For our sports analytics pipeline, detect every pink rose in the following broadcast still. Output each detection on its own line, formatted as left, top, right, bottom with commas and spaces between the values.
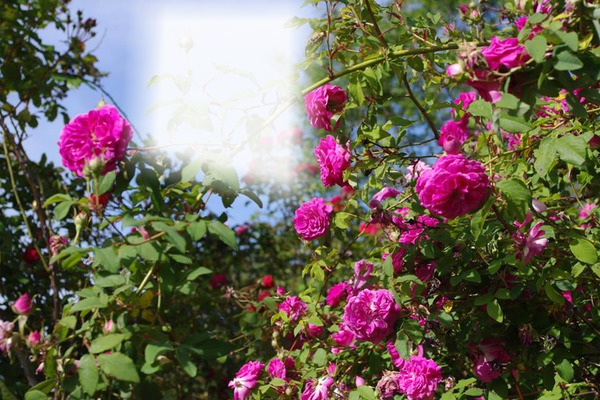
314, 135, 352, 187
27, 331, 42, 347
326, 282, 351, 307
305, 84, 348, 131
438, 120, 469, 154
267, 357, 295, 382
481, 37, 529, 71
13, 293, 32, 315
370, 187, 401, 209
58, 104, 133, 177
331, 325, 355, 348
228, 361, 264, 400
513, 221, 547, 264
397, 355, 443, 400
405, 161, 432, 181
470, 339, 511, 382
279, 296, 308, 321
293, 198, 333, 241
343, 288, 400, 343
451, 92, 478, 120
415, 154, 490, 219
446, 63, 463, 78
467, 69, 502, 103
301, 376, 334, 400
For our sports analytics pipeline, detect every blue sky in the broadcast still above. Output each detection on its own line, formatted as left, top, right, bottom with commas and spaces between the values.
28, 0, 314, 224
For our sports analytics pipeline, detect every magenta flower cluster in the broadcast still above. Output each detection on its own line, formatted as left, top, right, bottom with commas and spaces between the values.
58, 104, 133, 177
304, 84, 348, 131
342, 288, 400, 343
415, 154, 490, 219
314, 135, 352, 187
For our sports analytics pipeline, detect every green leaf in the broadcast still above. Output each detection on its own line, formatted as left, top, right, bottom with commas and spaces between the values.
556, 135, 587, 166
145, 343, 173, 364
94, 274, 126, 288
187, 221, 207, 241
187, 266, 212, 280
93, 246, 120, 273
486, 299, 503, 323
98, 171, 116, 195
348, 74, 365, 105
27, 380, 57, 395
556, 359, 574, 382
312, 348, 328, 367
534, 137, 557, 177
356, 385, 376, 400
334, 212, 353, 229
474, 293, 494, 306
90, 334, 126, 354
496, 179, 531, 221
239, 189, 263, 209
525, 35, 547, 63
554, 50, 583, 71
467, 99, 493, 120
569, 237, 598, 265
43, 193, 72, 207
136, 242, 160, 262
208, 221, 238, 250
24, 391, 47, 400
181, 160, 203, 183
152, 222, 187, 253
54, 201, 72, 221
70, 296, 108, 313
78, 354, 99, 396
499, 113, 533, 133
544, 282, 565, 305
97, 352, 140, 383
176, 346, 197, 377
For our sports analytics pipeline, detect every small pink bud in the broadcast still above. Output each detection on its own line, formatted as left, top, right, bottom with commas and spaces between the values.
532, 198, 546, 213
28, 331, 42, 346
446, 63, 463, 78
276, 286, 285, 296
104, 320, 116, 334
13, 293, 32, 315
355, 376, 366, 387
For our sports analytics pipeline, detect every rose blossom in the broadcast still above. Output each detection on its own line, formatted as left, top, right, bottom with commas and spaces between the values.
513, 221, 547, 264
0, 320, 15, 353
481, 37, 529, 71
369, 187, 401, 209
415, 154, 490, 219
326, 282, 351, 307
397, 354, 443, 400
343, 288, 400, 343
314, 135, 352, 187
301, 376, 334, 400
228, 361, 264, 400
279, 296, 308, 321
305, 84, 348, 131
405, 161, 431, 181
438, 120, 469, 154
13, 293, 32, 315
267, 357, 296, 384
293, 198, 333, 241
58, 104, 133, 177
470, 339, 510, 382
451, 92, 478, 120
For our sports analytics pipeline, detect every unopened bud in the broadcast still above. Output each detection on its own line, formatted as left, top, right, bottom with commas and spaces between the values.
82, 157, 106, 180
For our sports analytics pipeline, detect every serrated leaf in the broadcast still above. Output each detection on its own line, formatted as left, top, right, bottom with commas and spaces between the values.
499, 113, 533, 133
181, 160, 203, 183
176, 346, 197, 377
467, 99, 492, 119
525, 35, 547, 63
98, 171, 116, 195
70, 296, 107, 313
97, 352, 140, 383
569, 237, 598, 265
496, 179, 531, 221
187, 266, 212, 280
556, 359, 574, 382
556, 135, 586, 166
90, 334, 126, 354
78, 354, 99, 396
187, 221, 207, 241
54, 201, 72, 221
208, 221, 237, 250
534, 137, 557, 177
334, 212, 353, 229
93, 247, 120, 273
554, 50, 583, 71
94, 274, 126, 287
43, 193, 72, 207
